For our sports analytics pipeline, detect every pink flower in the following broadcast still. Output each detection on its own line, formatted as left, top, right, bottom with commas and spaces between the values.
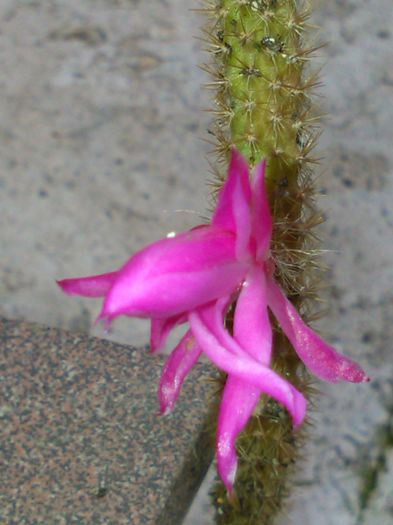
58, 149, 368, 493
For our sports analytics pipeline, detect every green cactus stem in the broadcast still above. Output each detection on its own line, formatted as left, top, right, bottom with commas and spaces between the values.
199, 0, 324, 523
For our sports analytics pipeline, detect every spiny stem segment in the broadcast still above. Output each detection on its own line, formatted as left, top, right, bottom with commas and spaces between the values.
202, 0, 321, 201
202, 1, 323, 523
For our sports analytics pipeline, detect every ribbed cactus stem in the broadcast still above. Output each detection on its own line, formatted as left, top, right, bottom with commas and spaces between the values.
201, 0, 323, 523
205, 0, 318, 166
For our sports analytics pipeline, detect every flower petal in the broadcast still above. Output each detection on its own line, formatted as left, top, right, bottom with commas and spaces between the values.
266, 277, 369, 383
212, 149, 252, 261
216, 376, 260, 494
189, 311, 307, 427
215, 267, 273, 492
100, 225, 247, 321
198, 295, 233, 337
198, 267, 272, 364
252, 159, 272, 260
234, 266, 272, 363
150, 314, 187, 353
57, 271, 118, 298
158, 330, 202, 415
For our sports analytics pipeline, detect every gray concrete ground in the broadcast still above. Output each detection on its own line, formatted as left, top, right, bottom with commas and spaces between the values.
1, 1, 392, 524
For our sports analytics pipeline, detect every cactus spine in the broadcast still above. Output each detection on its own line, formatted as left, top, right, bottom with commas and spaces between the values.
201, 0, 323, 522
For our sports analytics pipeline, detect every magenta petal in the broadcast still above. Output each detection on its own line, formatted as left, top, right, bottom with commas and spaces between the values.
266, 277, 369, 383
198, 295, 233, 338
234, 266, 272, 363
100, 225, 247, 320
217, 376, 260, 493
158, 330, 202, 415
150, 314, 186, 353
198, 273, 272, 364
57, 271, 118, 298
199, 296, 265, 362
216, 266, 273, 492
252, 159, 273, 260
212, 149, 253, 261
199, 299, 244, 358
189, 311, 307, 427
212, 149, 252, 230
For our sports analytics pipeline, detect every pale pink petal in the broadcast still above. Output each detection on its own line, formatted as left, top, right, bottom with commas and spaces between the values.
216, 376, 260, 493
158, 330, 202, 415
189, 311, 307, 427
100, 225, 247, 321
212, 149, 253, 261
266, 277, 369, 383
57, 271, 118, 298
150, 314, 186, 353
252, 159, 273, 260
234, 266, 272, 363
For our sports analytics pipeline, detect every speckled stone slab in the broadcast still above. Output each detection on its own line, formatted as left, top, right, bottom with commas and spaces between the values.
0, 318, 217, 524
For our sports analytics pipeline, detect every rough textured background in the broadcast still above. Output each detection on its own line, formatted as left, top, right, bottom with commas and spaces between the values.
0, 0, 210, 347
1, 318, 216, 525
1, 0, 392, 524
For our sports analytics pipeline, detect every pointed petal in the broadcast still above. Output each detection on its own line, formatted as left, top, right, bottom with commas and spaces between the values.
266, 277, 369, 383
57, 271, 118, 298
212, 149, 252, 261
215, 266, 273, 492
234, 266, 272, 363
252, 160, 273, 260
158, 330, 202, 415
212, 148, 252, 230
217, 376, 260, 493
189, 311, 307, 427
150, 314, 186, 353
100, 225, 247, 321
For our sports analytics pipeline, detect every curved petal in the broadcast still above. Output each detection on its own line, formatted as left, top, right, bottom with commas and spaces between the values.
198, 295, 233, 336
252, 159, 272, 260
57, 271, 118, 298
198, 267, 272, 363
150, 314, 187, 353
212, 149, 252, 261
100, 225, 247, 321
158, 330, 202, 415
199, 300, 243, 357
189, 311, 307, 427
199, 298, 256, 360
217, 376, 260, 494
216, 266, 273, 492
266, 277, 369, 383
234, 266, 272, 363
192, 298, 305, 491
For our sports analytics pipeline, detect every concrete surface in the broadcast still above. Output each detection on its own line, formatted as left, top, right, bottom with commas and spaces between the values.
1, 0, 392, 524
0, 0, 210, 347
